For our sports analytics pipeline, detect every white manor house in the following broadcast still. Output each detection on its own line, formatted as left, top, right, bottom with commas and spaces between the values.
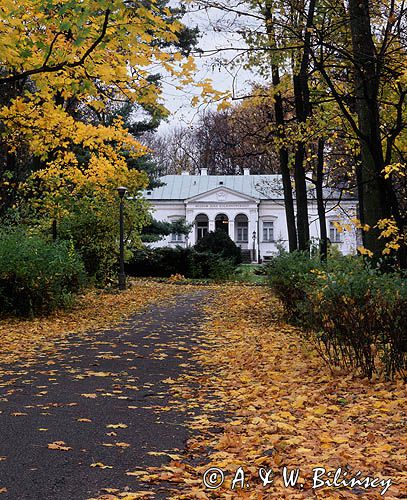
144, 168, 359, 262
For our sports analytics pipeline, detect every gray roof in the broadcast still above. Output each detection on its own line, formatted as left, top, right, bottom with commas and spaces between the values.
143, 174, 356, 201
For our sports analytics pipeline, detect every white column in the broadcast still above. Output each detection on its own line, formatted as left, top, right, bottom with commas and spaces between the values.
188, 224, 196, 246
185, 208, 195, 246
208, 218, 215, 232
228, 220, 235, 242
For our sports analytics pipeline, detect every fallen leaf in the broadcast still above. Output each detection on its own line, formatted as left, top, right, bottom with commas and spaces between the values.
47, 441, 72, 451
90, 462, 113, 469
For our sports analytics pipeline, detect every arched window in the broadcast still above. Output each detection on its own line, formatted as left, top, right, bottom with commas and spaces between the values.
215, 213, 229, 233
195, 213, 209, 241
235, 214, 248, 242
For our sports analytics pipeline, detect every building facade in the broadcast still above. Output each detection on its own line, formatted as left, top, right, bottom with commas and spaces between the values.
144, 169, 359, 262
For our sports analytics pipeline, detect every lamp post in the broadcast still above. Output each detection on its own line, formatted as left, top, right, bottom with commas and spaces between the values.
117, 186, 128, 290
252, 230, 256, 262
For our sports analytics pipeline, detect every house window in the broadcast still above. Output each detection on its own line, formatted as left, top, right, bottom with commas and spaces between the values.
263, 221, 274, 242
171, 233, 184, 242
235, 214, 248, 243
329, 221, 342, 243
236, 222, 248, 242
195, 213, 209, 241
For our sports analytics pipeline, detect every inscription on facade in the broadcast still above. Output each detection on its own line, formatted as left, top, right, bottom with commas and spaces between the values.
189, 203, 251, 209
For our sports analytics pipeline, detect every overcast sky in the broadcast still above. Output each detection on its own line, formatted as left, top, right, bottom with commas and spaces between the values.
157, 3, 262, 133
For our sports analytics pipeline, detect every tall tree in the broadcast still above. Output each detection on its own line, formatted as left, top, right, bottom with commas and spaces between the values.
0, 0, 197, 215
263, 1, 298, 251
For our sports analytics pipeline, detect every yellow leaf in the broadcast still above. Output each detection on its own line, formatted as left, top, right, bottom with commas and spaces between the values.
90, 462, 113, 469
106, 423, 128, 429
47, 441, 72, 451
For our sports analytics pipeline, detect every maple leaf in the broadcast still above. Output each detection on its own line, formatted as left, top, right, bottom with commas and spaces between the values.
47, 441, 72, 451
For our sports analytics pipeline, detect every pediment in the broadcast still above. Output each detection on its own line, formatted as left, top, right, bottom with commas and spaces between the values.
186, 186, 258, 204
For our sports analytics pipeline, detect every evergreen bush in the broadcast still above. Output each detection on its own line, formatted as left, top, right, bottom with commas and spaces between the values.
194, 229, 242, 264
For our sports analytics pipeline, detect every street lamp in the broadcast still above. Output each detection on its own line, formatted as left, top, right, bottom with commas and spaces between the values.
117, 186, 128, 290
252, 230, 256, 262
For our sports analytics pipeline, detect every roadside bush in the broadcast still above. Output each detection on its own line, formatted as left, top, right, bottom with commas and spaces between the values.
57, 196, 148, 286
126, 247, 190, 277
267, 251, 320, 320
268, 252, 406, 380
188, 251, 236, 281
0, 229, 86, 317
194, 230, 242, 264
126, 246, 237, 281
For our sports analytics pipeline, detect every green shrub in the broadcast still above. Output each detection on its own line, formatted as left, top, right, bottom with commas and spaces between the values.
52, 195, 149, 286
207, 257, 236, 282
188, 251, 235, 281
126, 246, 237, 281
267, 251, 320, 320
268, 252, 406, 380
194, 230, 242, 264
0, 228, 86, 317
126, 246, 190, 277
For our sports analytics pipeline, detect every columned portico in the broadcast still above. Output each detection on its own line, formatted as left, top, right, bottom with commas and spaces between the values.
182, 187, 261, 262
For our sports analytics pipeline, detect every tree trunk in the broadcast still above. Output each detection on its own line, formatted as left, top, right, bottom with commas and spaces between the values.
316, 139, 327, 261
265, 2, 298, 252
348, 0, 390, 258
280, 146, 298, 252
293, 134, 310, 250
291, 0, 317, 251
271, 66, 298, 252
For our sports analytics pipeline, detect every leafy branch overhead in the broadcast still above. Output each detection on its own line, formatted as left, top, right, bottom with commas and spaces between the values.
0, 0, 202, 280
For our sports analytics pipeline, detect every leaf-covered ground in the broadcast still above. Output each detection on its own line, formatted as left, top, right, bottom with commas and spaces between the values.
0, 283, 405, 499
0, 280, 191, 366
117, 285, 406, 499
0, 285, 210, 499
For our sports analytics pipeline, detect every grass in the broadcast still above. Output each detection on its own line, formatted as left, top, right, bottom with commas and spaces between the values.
233, 263, 268, 284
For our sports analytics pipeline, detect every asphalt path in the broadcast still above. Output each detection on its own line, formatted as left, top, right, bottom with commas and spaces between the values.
0, 290, 209, 500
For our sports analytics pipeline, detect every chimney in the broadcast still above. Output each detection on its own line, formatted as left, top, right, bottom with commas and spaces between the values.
181, 171, 190, 175
243, 168, 250, 176
201, 168, 208, 176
